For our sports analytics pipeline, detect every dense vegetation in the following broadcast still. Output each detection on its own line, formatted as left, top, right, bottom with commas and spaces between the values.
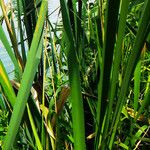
0, 0, 150, 149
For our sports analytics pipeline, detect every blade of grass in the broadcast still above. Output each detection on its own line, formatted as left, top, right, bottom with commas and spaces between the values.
0, 0, 24, 69
134, 60, 141, 111
16, 0, 27, 64
60, 0, 86, 149
96, 0, 121, 147
131, 125, 148, 146
0, 60, 16, 107
41, 21, 48, 150
0, 24, 22, 80
24, 122, 37, 150
100, 0, 130, 148
26, 104, 43, 150
3, 1, 48, 149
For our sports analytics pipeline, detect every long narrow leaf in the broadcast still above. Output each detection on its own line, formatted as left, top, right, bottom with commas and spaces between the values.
134, 60, 141, 111
0, 0, 24, 69
100, 0, 130, 148
60, 0, 86, 149
0, 25, 22, 80
27, 104, 43, 150
3, 1, 48, 149
0, 60, 16, 107
96, 0, 121, 147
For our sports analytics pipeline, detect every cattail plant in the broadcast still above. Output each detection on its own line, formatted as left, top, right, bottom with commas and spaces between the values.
0, 0, 150, 149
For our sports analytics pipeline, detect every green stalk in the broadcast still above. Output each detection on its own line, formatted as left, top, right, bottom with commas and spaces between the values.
0, 25, 22, 80
134, 60, 141, 111
60, 0, 86, 149
41, 23, 48, 150
0, 0, 24, 69
27, 104, 43, 150
3, 1, 48, 149
96, 0, 120, 147
109, 0, 150, 148
100, 0, 130, 149
16, 0, 27, 64
0, 60, 16, 107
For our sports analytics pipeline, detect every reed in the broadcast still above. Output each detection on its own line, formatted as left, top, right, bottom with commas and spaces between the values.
0, 0, 150, 149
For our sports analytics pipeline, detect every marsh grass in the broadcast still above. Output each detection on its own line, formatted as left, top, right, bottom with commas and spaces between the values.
0, 0, 150, 149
